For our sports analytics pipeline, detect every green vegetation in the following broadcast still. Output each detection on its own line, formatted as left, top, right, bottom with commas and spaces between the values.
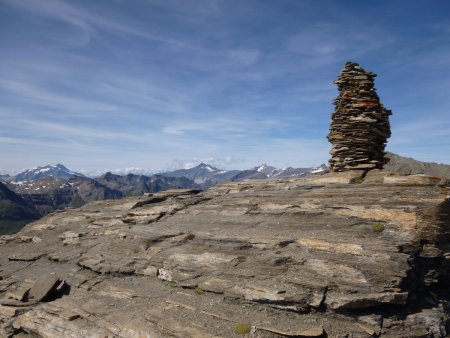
372, 223, 385, 233
195, 287, 205, 295
352, 177, 364, 184
185, 233, 195, 241
234, 323, 251, 335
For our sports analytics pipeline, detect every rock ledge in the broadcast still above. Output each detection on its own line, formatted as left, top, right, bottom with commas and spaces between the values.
0, 172, 449, 337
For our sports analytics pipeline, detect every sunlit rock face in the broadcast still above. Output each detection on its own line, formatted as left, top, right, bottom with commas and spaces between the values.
0, 172, 449, 337
328, 61, 392, 172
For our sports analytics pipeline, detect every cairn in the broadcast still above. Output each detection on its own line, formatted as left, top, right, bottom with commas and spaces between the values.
327, 62, 392, 172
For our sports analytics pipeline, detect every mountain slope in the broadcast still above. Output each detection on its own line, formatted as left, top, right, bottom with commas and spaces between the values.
385, 152, 450, 179
9, 177, 123, 216
0, 182, 39, 220
0, 174, 10, 181
0, 181, 40, 235
97, 172, 200, 197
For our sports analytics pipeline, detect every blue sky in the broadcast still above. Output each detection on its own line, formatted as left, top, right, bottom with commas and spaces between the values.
1, 0, 450, 174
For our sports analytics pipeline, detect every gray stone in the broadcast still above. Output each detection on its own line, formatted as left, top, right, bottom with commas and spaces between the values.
0, 176, 448, 337
28, 275, 60, 302
328, 61, 392, 172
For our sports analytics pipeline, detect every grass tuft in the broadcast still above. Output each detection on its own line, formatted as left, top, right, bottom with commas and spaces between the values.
185, 233, 195, 241
352, 177, 364, 184
372, 223, 385, 233
195, 287, 205, 295
234, 323, 251, 335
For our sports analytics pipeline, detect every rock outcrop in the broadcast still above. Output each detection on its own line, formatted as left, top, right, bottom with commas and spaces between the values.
0, 171, 449, 337
328, 62, 392, 172
385, 152, 450, 179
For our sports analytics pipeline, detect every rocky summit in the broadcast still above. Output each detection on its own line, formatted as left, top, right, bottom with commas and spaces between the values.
0, 170, 449, 337
328, 62, 392, 172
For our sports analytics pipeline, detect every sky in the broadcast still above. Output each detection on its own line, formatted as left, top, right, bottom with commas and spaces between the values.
1, 0, 450, 175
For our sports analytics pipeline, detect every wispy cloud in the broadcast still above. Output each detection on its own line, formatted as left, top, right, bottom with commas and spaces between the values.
1, 0, 449, 173
1, 0, 184, 47
287, 23, 393, 68
0, 79, 119, 116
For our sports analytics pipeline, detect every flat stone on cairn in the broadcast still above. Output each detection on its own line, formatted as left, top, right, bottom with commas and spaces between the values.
327, 61, 392, 171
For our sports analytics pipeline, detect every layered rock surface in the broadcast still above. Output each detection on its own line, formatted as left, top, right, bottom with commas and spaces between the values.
0, 171, 449, 337
328, 62, 392, 171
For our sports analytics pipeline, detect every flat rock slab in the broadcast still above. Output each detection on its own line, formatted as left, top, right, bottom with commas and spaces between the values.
28, 275, 61, 302
8, 253, 44, 262
0, 174, 448, 337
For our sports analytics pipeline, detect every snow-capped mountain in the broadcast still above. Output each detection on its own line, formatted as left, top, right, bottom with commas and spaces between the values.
13, 164, 86, 182
271, 163, 329, 178
161, 163, 241, 187
309, 164, 328, 174
162, 162, 328, 188
232, 163, 329, 181
254, 164, 279, 177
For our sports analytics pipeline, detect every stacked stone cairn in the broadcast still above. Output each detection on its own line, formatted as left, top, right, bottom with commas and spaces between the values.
327, 61, 392, 172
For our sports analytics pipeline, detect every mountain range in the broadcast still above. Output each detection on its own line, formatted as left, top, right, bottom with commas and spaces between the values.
160, 162, 328, 188
1, 152, 450, 235
0, 161, 328, 234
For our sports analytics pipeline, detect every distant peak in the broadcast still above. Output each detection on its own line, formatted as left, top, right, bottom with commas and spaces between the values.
13, 163, 85, 182
197, 163, 216, 171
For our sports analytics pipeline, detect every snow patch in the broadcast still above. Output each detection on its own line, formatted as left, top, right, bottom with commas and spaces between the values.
257, 164, 268, 172
215, 170, 228, 174
310, 167, 325, 174
11, 181, 27, 185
